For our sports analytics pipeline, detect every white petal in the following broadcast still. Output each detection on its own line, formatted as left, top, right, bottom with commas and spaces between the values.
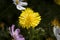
18, 2, 28, 6
53, 27, 57, 36
16, 5, 25, 10
12, 0, 24, 5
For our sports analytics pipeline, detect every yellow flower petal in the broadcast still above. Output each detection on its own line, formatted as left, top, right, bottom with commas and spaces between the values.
18, 8, 41, 29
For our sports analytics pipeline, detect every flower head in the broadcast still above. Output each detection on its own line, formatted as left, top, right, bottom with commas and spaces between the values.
9, 24, 25, 40
54, 0, 60, 5
19, 8, 41, 29
12, 0, 28, 10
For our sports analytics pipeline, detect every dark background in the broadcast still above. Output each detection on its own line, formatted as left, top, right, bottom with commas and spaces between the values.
0, 0, 60, 40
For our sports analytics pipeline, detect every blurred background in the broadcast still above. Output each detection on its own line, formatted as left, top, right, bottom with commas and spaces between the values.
0, 0, 60, 40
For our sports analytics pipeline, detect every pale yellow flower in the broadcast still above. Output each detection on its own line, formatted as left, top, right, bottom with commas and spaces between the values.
19, 8, 41, 29
54, 0, 60, 5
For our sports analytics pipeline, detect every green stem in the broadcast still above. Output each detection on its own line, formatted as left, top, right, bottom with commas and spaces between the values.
29, 28, 34, 40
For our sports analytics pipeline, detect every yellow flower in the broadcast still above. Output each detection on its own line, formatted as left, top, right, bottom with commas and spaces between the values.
46, 37, 53, 40
19, 8, 41, 29
54, 0, 60, 5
